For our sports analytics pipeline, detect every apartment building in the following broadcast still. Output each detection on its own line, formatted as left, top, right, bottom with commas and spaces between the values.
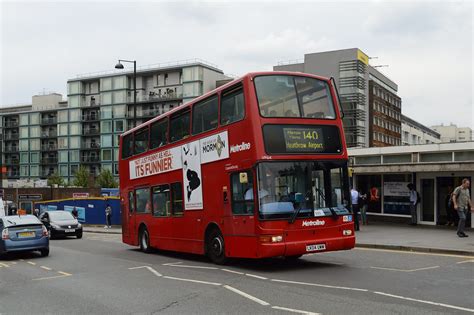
1, 59, 229, 187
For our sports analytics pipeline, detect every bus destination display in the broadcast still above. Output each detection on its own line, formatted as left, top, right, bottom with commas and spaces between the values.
283, 128, 324, 152
263, 125, 342, 154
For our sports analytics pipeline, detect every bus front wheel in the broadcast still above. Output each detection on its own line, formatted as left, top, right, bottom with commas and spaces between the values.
207, 229, 227, 265
139, 227, 152, 253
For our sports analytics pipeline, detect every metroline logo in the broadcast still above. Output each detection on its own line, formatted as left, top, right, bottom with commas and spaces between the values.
302, 220, 325, 227
230, 142, 251, 153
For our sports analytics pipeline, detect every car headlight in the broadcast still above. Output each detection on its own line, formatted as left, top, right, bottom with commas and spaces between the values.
77, 223, 82, 228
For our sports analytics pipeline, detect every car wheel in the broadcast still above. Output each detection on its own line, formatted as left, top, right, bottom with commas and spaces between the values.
40, 248, 50, 257
76, 232, 83, 239
139, 228, 151, 253
206, 229, 227, 265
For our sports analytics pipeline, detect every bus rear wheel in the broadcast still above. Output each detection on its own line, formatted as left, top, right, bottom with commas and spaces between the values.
207, 229, 227, 265
139, 227, 152, 253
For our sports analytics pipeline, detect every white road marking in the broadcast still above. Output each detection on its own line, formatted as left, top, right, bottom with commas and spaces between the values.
128, 266, 163, 277
245, 273, 268, 280
163, 276, 221, 286
0, 262, 10, 268
221, 268, 244, 275
271, 279, 368, 292
58, 271, 72, 276
374, 291, 474, 313
224, 285, 270, 306
355, 247, 474, 259
164, 264, 218, 270
162, 261, 183, 266
40, 266, 52, 271
457, 260, 474, 264
32, 274, 71, 281
27, 261, 36, 266
272, 306, 321, 315
370, 265, 440, 272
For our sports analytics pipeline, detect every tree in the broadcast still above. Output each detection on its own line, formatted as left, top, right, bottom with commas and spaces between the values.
96, 168, 118, 188
72, 166, 90, 188
47, 173, 65, 187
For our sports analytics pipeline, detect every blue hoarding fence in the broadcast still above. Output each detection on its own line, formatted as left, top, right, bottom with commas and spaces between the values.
34, 197, 121, 226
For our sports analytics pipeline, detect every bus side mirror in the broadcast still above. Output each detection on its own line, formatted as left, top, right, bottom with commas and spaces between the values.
239, 173, 248, 184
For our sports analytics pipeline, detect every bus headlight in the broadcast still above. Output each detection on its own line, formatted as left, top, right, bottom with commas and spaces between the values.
343, 230, 352, 236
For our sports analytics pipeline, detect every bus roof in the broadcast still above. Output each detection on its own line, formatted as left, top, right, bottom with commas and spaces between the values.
121, 71, 332, 137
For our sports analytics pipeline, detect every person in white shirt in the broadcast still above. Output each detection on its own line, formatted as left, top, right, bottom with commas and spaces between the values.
350, 187, 360, 231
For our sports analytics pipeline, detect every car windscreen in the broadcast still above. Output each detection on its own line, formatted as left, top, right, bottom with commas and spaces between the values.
48, 211, 74, 221
2, 215, 41, 227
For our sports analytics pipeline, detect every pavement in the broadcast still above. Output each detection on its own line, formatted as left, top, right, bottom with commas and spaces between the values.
83, 222, 474, 256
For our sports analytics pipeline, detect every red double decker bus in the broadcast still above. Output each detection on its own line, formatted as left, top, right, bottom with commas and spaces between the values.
119, 71, 355, 264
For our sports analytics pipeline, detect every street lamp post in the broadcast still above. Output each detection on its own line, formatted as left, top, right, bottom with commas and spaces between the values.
115, 59, 137, 127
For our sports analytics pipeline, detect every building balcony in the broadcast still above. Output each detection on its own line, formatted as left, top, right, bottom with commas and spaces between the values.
41, 131, 58, 138
4, 147, 19, 153
41, 144, 58, 151
6, 171, 20, 178
4, 134, 19, 140
81, 156, 100, 163
82, 129, 100, 136
40, 158, 58, 165
137, 92, 183, 103
4, 121, 19, 128
4, 158, 19, 165
81, 143, 101, 150
41, 118, 57, 125
82, 113, 100, 121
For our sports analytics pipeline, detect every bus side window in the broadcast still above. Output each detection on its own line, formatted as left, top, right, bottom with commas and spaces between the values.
171, 182, 183, 216
150, 119, 168, 149
134, 127, 149, 155
122, 133, 133, 158
170, 110, 190, 143
192, 95, 218, 134
230, 171, 254, 215
221, 85, 245, 126
152, 185, 170, 217
135, 187, 151, 214
128, 191, 135, 213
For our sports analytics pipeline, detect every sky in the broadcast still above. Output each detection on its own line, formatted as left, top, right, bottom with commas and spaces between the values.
1, 0, 473, 129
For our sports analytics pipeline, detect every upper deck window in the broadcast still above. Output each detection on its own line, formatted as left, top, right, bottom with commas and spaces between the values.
192, 95, 218, 135
255, 75, 336, 119
170, 110, 190, 143
134, 127, 149, 155
122, 133, 133, 159
150, 119, 168, 149
221, 85, 245, 125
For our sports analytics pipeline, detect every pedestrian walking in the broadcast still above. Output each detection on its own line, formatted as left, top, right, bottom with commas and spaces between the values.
351, 187, 360, 231
407, 183, 419, 225
34, 208, 40, 218
445, 186, 455, 226
452, 178, 474, 238
71, 206, 78, 219
105, 204, 112, 229
359, 191, 368, 225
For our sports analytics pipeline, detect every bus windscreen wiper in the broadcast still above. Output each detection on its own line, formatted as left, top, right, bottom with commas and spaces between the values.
289, 192, 305, 224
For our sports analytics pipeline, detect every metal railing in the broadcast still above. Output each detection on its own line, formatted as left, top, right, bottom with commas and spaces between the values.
41, 131, 58, 138
41, 118, 57, 125
82, 113, 100, 121
4, 121, 19, 128
4, 147, 19, 153
4, 134, 19, 140
40, 158, 58, 164
82, 129, 100, 135
81, 143, 101, 149
6, 172, 20, 177
41, 144, 57, 151
81, 156, 100, 163
4, 159, 19, 165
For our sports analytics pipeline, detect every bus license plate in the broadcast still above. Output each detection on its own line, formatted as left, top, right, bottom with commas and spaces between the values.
306, 244, 326, 252
65, 229, 75, 233
18, 231, 35, 238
